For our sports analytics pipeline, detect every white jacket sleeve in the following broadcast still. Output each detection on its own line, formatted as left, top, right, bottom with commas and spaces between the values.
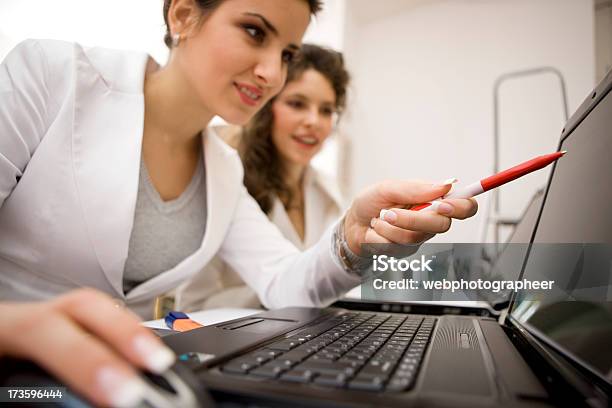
218, 185, 361, 309
0, 40, 59, 208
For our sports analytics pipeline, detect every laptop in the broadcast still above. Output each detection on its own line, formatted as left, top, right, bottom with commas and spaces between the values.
162, 69, 612, 407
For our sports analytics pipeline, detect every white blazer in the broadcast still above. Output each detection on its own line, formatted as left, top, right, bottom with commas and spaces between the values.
269, 167, 345, 250
175, 165, 346, 311
0, 40, 359, 318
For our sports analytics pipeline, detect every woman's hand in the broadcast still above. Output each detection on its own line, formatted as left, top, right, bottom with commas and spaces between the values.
0, 288, 175, 407
344, 180, 478, 254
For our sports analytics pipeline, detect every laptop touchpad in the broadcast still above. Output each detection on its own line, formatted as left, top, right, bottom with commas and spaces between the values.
217, 317, 296, 334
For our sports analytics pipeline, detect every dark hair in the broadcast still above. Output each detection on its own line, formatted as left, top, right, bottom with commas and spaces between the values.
240, 44, 350, 214
163, 0, 323, 48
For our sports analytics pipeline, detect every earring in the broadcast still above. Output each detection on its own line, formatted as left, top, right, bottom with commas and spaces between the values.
171, 33, 181, 47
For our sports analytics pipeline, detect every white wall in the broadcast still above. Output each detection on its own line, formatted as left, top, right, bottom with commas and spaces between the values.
595, 0, 612, 82
341, 0, 595, 242
304, 0, 346, 50
0, 0, 168, 62
0, 0, 346, 66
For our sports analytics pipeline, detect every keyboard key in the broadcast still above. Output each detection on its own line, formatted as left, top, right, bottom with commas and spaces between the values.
344, 352, 368, 361
323, 346, 344, 354
395, 369, 416, 380
295, 344, 321, 354
359, 361, 395, 379
250, 349, 283, 361
281, 369, 317, 383
313, 373, 350, 387
386, 377, 413, 392
287, 335, 309, 344
310, 355, 336, 363
280, 350, 312, 363
249, 353, 273, 364
276, 358, 299, 369
221, 360, 254, 374
298, 360, 356, 376
249, 363, 287, 378
402, 357, 419, 365
266, 340, 300, 351
338, 357, 366, 368
398, 362, 417, 372
348, 375, 385, 391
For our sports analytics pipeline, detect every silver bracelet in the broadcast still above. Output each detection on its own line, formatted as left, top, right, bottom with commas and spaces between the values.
333, 217, 372, 277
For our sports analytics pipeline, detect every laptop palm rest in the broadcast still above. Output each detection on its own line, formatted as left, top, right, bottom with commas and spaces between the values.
217, 318, 297, 334
162, 308, 330, 359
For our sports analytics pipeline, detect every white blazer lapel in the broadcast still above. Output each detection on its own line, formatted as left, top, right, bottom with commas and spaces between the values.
71, 44, 148, 297
199, 130, 243, 260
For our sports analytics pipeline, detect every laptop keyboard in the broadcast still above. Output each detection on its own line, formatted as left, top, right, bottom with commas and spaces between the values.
219, 313, 436, 392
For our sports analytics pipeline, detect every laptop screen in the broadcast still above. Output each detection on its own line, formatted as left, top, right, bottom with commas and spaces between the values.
484, 190, 544, 305
510, 83, 612, 382
503, 190, 544, 244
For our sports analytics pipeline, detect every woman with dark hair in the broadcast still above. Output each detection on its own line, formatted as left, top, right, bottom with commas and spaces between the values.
0, 0, 476, 405
177, 44, 351, 310
240, 43, 349, 218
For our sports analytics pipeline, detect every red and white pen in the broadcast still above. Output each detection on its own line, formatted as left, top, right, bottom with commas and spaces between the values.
383, 151, 566, 216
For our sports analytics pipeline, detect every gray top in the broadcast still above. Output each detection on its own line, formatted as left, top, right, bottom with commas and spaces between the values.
123, 154, 207, 293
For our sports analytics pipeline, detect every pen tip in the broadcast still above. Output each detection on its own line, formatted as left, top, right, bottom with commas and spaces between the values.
560, 150, 567, 155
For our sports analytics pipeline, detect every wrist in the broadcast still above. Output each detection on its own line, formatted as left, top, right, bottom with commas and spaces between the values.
334, 215, 371, 276
343, 208, 362, 255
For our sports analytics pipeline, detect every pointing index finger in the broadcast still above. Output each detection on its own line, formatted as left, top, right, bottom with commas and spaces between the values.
379, 178, 458, 218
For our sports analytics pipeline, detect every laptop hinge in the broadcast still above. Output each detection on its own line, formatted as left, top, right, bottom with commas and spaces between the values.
504, 317, 610, 408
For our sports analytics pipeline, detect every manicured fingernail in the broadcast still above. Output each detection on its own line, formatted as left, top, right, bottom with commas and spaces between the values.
370, 218, 377, 228
434, 178, 458, 187
133, 335, 175, 374
380, 209, 397, 224
437, 202, 453, 215
97, 367, 145, 408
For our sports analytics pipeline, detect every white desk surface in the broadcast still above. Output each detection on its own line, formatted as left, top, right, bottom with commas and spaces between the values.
143, 308, 263, 330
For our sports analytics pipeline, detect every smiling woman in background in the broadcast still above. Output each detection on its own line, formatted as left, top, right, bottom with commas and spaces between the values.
0, 0, 476, 405
177, 44, 349, 311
